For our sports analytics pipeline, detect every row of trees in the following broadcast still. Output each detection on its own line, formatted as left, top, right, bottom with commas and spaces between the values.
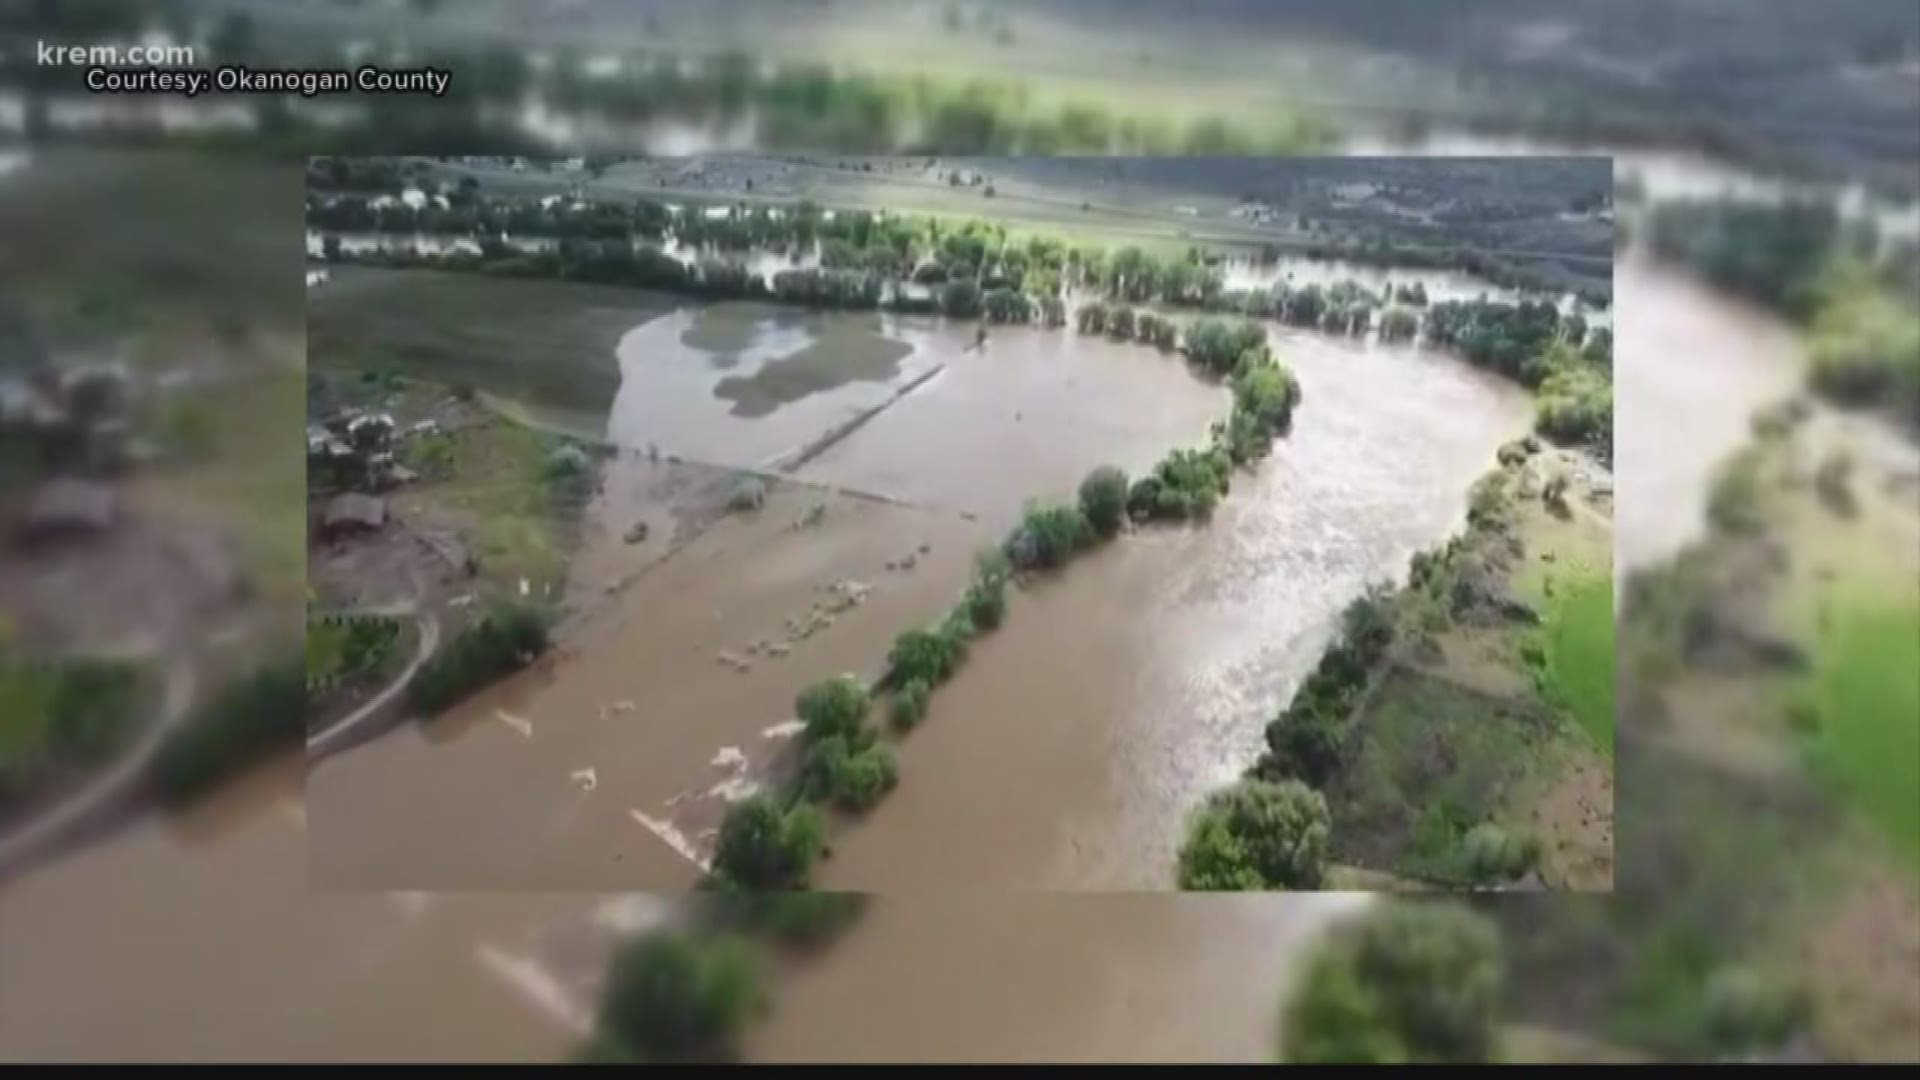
537, 54, 1334, 156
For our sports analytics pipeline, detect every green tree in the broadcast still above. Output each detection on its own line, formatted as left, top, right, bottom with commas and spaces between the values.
711, 796, 825, 890
1177, 778, 1330, 890
888, 628, 959, 687
591, 931, 763, 1063
1077, 465, 1130, 538
795, 675, 870, 744
1282, 903, 1504, 1064
890, 678, 931, 731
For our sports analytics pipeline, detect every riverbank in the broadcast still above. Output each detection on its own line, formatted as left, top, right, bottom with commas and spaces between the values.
1180, 438, 1615, 892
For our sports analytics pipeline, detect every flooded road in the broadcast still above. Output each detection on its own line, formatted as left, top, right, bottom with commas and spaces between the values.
819, 328, 1533, 889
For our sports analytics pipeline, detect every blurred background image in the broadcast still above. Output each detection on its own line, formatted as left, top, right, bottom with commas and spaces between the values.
0, 0, 1915, 1063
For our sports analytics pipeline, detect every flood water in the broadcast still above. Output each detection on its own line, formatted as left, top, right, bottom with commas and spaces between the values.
305, 310, 1229, 889
817, 328, 1532, 890
750, 892, 1373, 1062
0, 756, 595, 1062
1612, 252, 1804, 574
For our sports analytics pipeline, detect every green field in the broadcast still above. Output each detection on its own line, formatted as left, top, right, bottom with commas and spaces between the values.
390, 416, 598, 600
1529, 572, 1617, 758
0, 661, 144, 807
1328, 665, 1559, 882
1794, 600, 1920, 875
308, 267, 682, 430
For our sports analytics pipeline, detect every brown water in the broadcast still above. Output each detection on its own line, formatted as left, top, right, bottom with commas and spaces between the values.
306, 315, 1225, 890
1612, 253, 1804, 573
8, 245, 1848, 1066
306, 482, 985, 889
603, 303, 941, 470
794, 322, 1230, 526
819, 328, 1533, 890
750, 892, 1373, 1062
0, 756, 598, 1062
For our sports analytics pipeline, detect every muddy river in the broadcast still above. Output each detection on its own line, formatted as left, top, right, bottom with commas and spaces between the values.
816, 326, 1531, 890
303, 295, 1534, 891
8, 230, 1843, 1060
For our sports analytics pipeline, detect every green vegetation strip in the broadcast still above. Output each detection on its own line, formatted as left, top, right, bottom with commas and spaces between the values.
1528, 572, 1616, 757
1792, 600, 1920, 875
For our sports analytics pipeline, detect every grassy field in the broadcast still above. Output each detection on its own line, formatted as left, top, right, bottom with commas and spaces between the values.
1328, 664, 1561, 882
0, 660, 144, 810
1530, 572, 1616, 758
308, 267, 682, 431
135, 363, 309, 610
389, 414, 598, 600
1793, 599, 1920, 876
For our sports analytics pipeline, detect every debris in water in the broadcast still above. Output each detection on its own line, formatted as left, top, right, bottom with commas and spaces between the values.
449, 593, 476, 608
711, 746, 748, 771
495, 709, 533, 738
600, 699, 636, 720
766, 642, 792, 658
715, 650, 752, 673
761, 719, 805, 739
918, 542, 931, 554
707, 775, 762, 802
570, 767, 597, 793
624, 521, 650, 544
629, 809, 710, 871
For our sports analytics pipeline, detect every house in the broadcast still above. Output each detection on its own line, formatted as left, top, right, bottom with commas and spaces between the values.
18, 477, 118, 543
319, 492, 387, 540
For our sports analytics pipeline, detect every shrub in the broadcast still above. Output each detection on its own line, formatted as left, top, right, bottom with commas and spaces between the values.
887, 628, 958, 688
940, 278, 983, 319
1005, 502, 1090, 570
149, 659, 307, 806
962, 574, 1007, 631
795, 676, 870, 744
711, 796, 825, 890
801, 737, 897, 810
591, 931, 763, 1063
1262, 701, 1348, 787
706, 891, 868, 952
1176, 778, 1330, 890
890, 678, 931, 731
1701, 966, 1807, 1054
834, 743, 899, 810
1459, 823, 1541, 884
1077, 465, 1130, 538
406, 604, 552, 716
1282, 902, 1503, 1063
